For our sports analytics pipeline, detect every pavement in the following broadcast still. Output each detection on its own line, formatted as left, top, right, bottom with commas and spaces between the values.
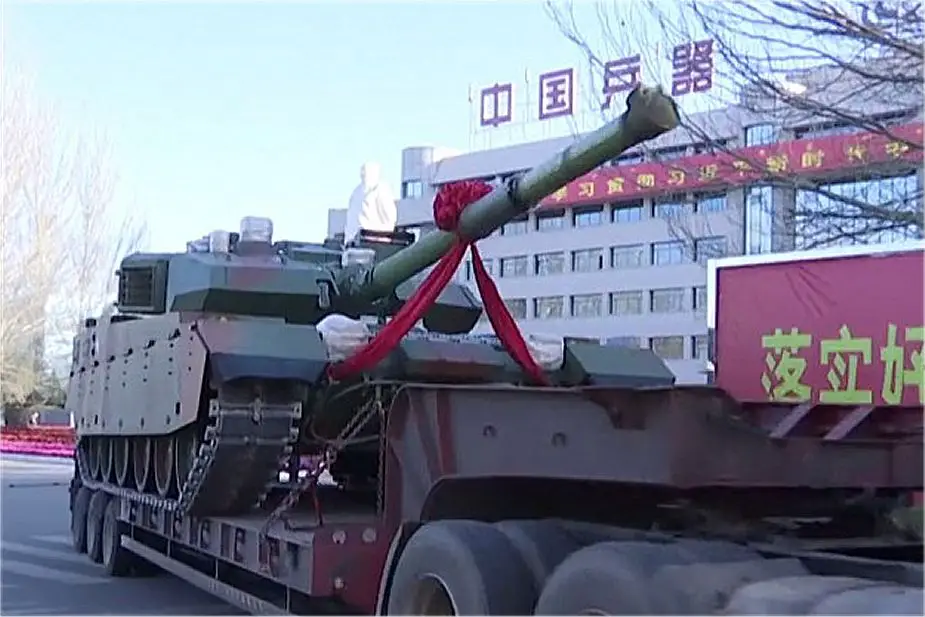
0, 454, 243, 615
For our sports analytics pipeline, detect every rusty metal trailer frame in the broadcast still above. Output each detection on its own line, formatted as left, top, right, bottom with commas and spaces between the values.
88, 382, 924, 614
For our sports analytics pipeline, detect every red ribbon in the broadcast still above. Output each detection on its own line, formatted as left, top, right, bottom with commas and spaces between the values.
327, 180, 550, 385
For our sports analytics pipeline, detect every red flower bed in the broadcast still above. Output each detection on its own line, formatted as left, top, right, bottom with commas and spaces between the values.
0, 426, 76, 458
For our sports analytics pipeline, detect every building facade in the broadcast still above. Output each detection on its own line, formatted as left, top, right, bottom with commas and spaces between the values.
328, 76, 923, 384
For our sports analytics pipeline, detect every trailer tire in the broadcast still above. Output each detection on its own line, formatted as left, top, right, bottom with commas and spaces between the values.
101, 498, 133, 577
386, 519, 536, 615
534, 540, 702, 615
70, 486, 92, 554
86, 491, 110, 564
494, 520, 581, 596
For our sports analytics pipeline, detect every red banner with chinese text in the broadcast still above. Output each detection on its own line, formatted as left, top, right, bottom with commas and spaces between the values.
714, 248, 925, 406
540, 123, 924, 208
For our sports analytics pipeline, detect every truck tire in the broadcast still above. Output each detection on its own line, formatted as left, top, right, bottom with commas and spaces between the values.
101, 498, 133, 577
534, 540, 707, 614
70, 486, 92, 554
86, 491, 110, 564
386, 519, 536, 615
494, 520, 580, 597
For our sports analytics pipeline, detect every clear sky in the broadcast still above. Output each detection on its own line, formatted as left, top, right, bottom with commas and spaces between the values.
4, 0, 707, 251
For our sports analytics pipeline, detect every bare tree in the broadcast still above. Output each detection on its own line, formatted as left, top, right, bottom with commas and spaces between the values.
545, 0, 924, 252
1, 66, 147, 412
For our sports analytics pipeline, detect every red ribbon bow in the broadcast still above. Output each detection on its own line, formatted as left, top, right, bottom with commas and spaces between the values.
327, 180, 550, 385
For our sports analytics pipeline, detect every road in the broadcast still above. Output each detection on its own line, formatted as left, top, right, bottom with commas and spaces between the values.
1, 454, 243, 615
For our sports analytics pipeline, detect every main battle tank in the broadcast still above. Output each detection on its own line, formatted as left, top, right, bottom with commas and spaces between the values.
66, 86, 681, 517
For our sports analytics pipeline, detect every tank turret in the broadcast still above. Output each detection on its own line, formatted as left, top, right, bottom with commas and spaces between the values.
67, 84, 680, 519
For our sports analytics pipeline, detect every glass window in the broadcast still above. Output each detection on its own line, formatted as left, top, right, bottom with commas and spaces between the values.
572, 248, 605, 272
573, 206, 604, 227
502, 216, 528, 236
401, 180, 425, 199
694, 236, 728, 264
505, 298, 528, 319
610, 152, 645, 166
499, 255, 528, 278
653, 145, 687, 161
536, 210, 565, 232
693, 286, 707, 312
612, 201, 644, 223
483, 258, 494, 276
691, 335, 709, 360
610, 291, 644, 315
534, 251, 566, 276
650, 336, 685, 360
794, 173, 922, 249
746, 185, 774, 254
695, 192, 727, 213
605, 336, 641, 348
534, 296, 564, 319
744, 123, 780, 147
650, 288, 686, 314
571, 293, 603, 317
653, 197, 690, 219
611, 244, 646, 269
651, 241, 687, 266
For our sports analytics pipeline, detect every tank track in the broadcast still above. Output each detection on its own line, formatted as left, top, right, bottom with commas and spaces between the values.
76, 385, 302, 518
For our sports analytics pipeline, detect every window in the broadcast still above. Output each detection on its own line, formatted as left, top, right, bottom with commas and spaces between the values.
691, 335, 709, 360
653, 197, 689, 219
401, 180, 425, 199
745, 185, 774, 254
612, 201, 644, 223
651, 241, 687, 266
695, 192, 727, 213
464, 258, 494, 280
536, 210, 565, 232
534, 251, 566, 276
744, 123, 780, 147
571, 294, 603, 318
534, 296, 564, 319
610, 291, 644, 315
505, 298, 528, 319
693, 140, 730, 155
693, 286, 707, 312
653, 145, 687, 161
610, 152, 644, 166
694, 236, 728, 264
650, 336, 685, 360
650, 288, 686, 314
611, 244, 646, 269
605, 336, 641, 348
572, 248, 605, 272
573, 206, 604, 227
499, 255, 528, 278
502, 216, 528, 236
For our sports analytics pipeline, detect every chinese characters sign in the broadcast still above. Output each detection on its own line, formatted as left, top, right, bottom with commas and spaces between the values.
715, 248, 925, 406
539, 122, 924, 208
477, 40, 715, 128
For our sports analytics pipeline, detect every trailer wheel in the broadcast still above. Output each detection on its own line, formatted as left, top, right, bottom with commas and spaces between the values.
101, 498, 133, 577
86, 491, 110, 564
494, 520, 580, 597
386, 520, 536, 615
534, 540, 701, 615
70, 486, 92, 554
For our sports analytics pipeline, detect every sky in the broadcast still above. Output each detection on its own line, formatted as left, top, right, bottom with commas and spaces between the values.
3, 0, 707, 252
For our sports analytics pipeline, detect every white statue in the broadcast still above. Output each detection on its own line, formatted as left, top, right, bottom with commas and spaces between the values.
344, 162, 397, 244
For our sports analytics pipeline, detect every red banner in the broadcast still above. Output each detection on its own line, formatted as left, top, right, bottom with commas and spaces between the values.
714, 248, 925, 406
540, 122, 923, 208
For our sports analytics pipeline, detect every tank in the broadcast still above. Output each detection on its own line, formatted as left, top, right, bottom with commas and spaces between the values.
66, 85, 682, 517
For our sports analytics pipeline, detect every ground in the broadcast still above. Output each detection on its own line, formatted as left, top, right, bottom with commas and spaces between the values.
0, 453, 243, 616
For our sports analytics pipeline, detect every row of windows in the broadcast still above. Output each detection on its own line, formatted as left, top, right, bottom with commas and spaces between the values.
496, 192, 728, 236
587, 334, 709, 361
496, 286, 708, 321
464, 237, 728, 280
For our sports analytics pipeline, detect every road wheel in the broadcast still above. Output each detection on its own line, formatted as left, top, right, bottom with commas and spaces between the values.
534, 541, 699, 615
494, 520, 580, 598
70, 486, 92, 554
101, 498, 133, 577
386, 519, 536, 615
86, 491, 110, 564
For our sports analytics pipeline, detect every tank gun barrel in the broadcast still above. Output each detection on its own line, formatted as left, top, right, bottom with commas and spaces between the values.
354, 85, 680, 302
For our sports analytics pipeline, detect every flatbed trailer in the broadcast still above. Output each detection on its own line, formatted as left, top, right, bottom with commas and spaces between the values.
69, 381, 924, 615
